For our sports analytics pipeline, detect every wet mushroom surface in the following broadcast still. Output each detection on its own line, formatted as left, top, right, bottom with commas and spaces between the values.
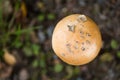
52, 14, 102, 65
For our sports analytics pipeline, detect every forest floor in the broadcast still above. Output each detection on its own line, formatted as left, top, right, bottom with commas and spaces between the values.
0, 0, 120, 80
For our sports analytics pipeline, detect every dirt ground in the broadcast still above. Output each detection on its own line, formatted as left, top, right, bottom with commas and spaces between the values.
0, 0, 120, 80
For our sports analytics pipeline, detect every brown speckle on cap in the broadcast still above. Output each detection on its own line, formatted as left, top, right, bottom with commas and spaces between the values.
81, 47, 85, 51
77, 15, 87, 22
86, 32, 91, 37
67, 24, 75, 32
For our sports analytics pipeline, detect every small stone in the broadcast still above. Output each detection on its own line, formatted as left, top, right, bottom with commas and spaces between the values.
78, 0, 86, 7
38, 29, 46, 43
19, 69, 29, 80
46, 25, 54, 38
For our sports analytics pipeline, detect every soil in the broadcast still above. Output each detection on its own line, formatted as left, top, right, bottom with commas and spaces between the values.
0, 0, 120, 80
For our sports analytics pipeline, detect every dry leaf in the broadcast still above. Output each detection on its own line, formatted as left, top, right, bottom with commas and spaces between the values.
21, 2, 27, 17
3, 49, 16, 65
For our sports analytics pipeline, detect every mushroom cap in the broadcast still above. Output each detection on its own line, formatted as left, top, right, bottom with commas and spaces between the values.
52, 14, 102, 65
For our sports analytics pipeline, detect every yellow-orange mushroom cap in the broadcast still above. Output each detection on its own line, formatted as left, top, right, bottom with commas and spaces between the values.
52, 14, 102, 65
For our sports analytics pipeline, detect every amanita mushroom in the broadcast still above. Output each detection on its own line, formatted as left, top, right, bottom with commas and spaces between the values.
52, 14, 102, 65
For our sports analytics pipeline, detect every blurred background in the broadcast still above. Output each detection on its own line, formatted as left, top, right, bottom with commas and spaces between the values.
0, 0, 120, 80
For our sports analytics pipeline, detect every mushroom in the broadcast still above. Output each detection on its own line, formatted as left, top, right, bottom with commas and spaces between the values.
52, 14, 102, 65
